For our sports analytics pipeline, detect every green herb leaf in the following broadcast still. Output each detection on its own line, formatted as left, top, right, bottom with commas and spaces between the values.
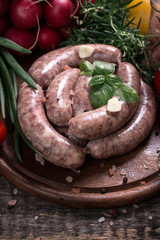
88, 75, 105, 86
113, 83, 140, 103
80, 60, 94, 76
93, 61, 115, 76
105, 74, 123, 86
90, 83, 114, 108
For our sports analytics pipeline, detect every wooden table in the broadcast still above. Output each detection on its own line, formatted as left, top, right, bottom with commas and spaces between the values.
0, 174, 160, 240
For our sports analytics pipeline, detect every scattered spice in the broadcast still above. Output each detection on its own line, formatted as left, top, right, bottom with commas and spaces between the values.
109, 208, 119, 218
8, 199, 17, 209
66, 176, 73, 183
100, 162, 105, 168
123, 177, 128, 184
143, 164, 148, 169
64, 65, 72, 70
122, 209, 127, 214
101, 188, 107, 194
140, 181, 146, 185
108, 168, 115, 177
120, 169, 126, 176
109, 221, 114, 226
155, 129, 159, 136
102, 212, 112, 218
98, 217, 105, 223
112, 165, 117, 171
133, 204, 139, 209
71, 187, 81, 193
42, 97, 46, 103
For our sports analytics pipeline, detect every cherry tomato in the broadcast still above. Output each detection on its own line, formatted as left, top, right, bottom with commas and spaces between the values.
154, 69, 160, 96
0, 121, 6, 145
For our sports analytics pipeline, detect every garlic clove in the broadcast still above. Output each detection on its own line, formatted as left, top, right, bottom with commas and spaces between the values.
107, 97, 121, 112
79, 45, 95, 58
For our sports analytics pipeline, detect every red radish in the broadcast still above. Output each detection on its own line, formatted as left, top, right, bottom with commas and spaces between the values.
0, 0, 10, 16
0, 15, 9, 35
10, 0, 42, 29
37, 25, 62, 51
5, 26, 36, 55
0, 121, 6, 145
44, 0, 79, 28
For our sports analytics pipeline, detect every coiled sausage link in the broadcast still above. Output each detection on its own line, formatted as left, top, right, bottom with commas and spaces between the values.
28, 44, 122, 89
72, 75, 94, 116
17, 83, 86, 169
68, 62, 141, 140
87, 81, 157, 159
46, 68, 81, 126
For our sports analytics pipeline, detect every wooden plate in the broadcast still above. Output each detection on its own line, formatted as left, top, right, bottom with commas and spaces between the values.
0, 53, 160, 208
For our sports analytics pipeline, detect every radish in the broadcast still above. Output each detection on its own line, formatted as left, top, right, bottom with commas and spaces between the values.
0, 0, 10, 16
10, 0, 43, 29
0, 15, 9, 35
44, 0, 79, 28
5, 26, 36, 56
37, 25, 62, 51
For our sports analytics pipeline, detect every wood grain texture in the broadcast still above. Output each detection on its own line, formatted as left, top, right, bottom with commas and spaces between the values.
0, 175, 160, 240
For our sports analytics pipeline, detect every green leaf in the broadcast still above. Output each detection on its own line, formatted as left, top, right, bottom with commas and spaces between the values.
93, 61, 115, 76
105, 74, 123, 86
88, 75, 105, 86
113, 83, 140, 103
80, 60, 94, 76
90, 83, 114, 108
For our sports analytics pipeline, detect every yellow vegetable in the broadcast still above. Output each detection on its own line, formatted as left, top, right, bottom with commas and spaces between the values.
127, 0, 151, 34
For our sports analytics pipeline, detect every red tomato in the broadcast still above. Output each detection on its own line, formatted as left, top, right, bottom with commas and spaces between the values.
154, 69, 160, 96
0, 121, 6, 145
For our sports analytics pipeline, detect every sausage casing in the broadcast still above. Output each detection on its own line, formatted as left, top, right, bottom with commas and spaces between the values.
17, 83, 86, 169
87, 81, 157, 159
46, 68, 81, 126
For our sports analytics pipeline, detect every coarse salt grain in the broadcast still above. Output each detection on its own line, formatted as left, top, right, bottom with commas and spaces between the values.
66, 176, 73, 183
112, 165, 117, 171
98, 217, 105, 223
133, 204, 139, 209
122, 209, 127, 214
13, 188, 18, 195
34, 216, 39, 221
110, 221, 114, 226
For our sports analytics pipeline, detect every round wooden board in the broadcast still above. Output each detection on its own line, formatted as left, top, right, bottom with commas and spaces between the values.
0, 113, 160, 209
0, 53, 160, 208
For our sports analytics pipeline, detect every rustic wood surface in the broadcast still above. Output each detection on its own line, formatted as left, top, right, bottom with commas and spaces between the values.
0, 174, 160, 240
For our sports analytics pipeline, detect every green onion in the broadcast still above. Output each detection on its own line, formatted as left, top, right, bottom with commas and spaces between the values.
0, 46, 38, 90
0, 37, 32, 54
0, 77, 5, 119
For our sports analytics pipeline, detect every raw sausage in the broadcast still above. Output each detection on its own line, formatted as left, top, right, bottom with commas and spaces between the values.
45, 68, 81, 126
17, 83, 86, 169
28, 44, 122, 89
68, 62, 141, 140
72, 75, 94, 116
87, 81, 157, 159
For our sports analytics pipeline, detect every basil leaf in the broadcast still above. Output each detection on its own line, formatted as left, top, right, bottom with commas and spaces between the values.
113, 83, 140, 103
90, 83, 114, 108
105, 74, 123, 86
88, 75, 105, 86
80, 61, 94, 76
93, 61, 115, 76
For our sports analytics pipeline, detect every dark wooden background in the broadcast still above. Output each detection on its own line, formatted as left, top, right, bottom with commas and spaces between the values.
0, 174, 160, 240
